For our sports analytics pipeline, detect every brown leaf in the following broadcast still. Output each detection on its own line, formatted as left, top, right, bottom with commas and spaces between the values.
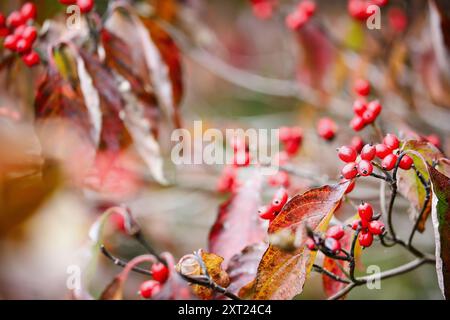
252, 182, 348, 300
208, 170, 265, 266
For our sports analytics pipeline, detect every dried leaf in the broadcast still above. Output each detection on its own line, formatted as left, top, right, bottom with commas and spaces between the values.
252, 182, 348, 300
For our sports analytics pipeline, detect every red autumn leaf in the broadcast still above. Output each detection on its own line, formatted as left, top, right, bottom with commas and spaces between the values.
208, 170, 266, 267
252, 182, 348, 300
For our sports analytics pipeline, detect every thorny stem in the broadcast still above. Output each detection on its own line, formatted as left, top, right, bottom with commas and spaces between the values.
100, 245, 241, 300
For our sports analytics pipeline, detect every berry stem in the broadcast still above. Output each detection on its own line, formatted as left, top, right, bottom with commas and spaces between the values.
312, 264, 350, 284
100, 244, 153, 276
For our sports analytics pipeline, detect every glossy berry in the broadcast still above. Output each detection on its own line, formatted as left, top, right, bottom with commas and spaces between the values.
278, 127, 292, 143
354, 79, 370, 96
383, 134, 400, 150
358, 202, 373, 221
77, 0, 95, 14
324, 237, 341, 253
341, 162, 358, 179
337, 145, 357, 163
22, 26, 37, 43
353, 99, 367, 116
110, 212, 125, 232
21, 48, 41, 68
360, 144, 376, 161
326, 225, 345, 240
317, 117, 337, 140
258, 205, 276, 220
367, 100, 382, 117
362, 109, 376, 124
21, 2, 37, 21
358, 231, 373, 247
399, 155, 413, 170
0, 27, 9, 37
350, 116, 365, 131
6, 11, 24, 28
351, 136, 364, 153
382, 153, 398, 171
305, 237, 316, 250
368, 220, 385, 235
351, 220, 360, 230
15, 38, 32, 53
285, 10, 308, 30
373, 0, 389, 6
0, 13, 5, 26
348, 0, 370, 21
357, 160, 373, 176
4, 35, 18, 51
139, 280, 161, 299
59, 0, 77, 4
284, 140, 300, 155
375, 143, 391, 159
151, 263, 169, 283
271, 188, 288, 211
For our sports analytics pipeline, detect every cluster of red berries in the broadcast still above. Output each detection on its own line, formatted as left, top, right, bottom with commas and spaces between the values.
278, 126, 303, 157
317, 117, 338, 141
351, 202, 385, 247
258, 187, 288, 221
58, 0, 95, 14
350, 80, 383, 132
250, 0, 277, 20
0, 2, 40, 67
285, 0, 316, 31
139, 262, 169, 299
338, 143, 376, 179
305, 224, 345, 254
348, 0, 389, 21
377, 133, 413, 171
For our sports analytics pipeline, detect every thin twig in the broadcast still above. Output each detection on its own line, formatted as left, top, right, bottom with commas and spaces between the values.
313, 264, 350, 284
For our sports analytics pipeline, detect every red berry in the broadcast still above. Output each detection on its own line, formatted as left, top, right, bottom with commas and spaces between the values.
382, 153, 398, 171
399, 154, 413, 170
367, 100, 382, 117
326, 225, 345, 240
343, 178, 356, 194
217, 166, 236, 193
15, 38, 32, 53
77, 0, 95, 13
357, 160, 373, 176
151, 263, 169, 283
290, 126, 303, 143
284, 140, 300, 155
317, 117, 337, 140
4, 35, 19, 51
358, 202, 373, 221
350, 115, 366, 131
271, 188, 288, 211
337, 145, 357, 163
285, 9, 308, 30
358, 231, 373, 247
110, 212, 125, 232
22, 26, 37, 43
7, 11, 25, 28
299, 0, 316, 18
351, 136, 364, 153
267, 170, 290, 188
59, 0, 77, 4
351, 220, 360, 230
368, 220, 385, 235
21, 2, 37, 21
258, 205, 276, 220
354, 78, 370, 96
341, 162, 358, 179
139, 280, 161, 299
14, 24, 26, 37
352, 99, 367, 116
362, 109, 377, 124
388, 7, 408, 33
375, 143, 391, 159
278, 126, 291, 143
360, 144, 376, 161
373, 0, 389, 7
0, 13, 5, 26
251, 0, 274, 19
426, 134, 441, 149
383, 133, 400, 150
305, 237, 316, 250
0, 27, 9, 37
348, 0, 370, 21
324, 237, 341, 253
